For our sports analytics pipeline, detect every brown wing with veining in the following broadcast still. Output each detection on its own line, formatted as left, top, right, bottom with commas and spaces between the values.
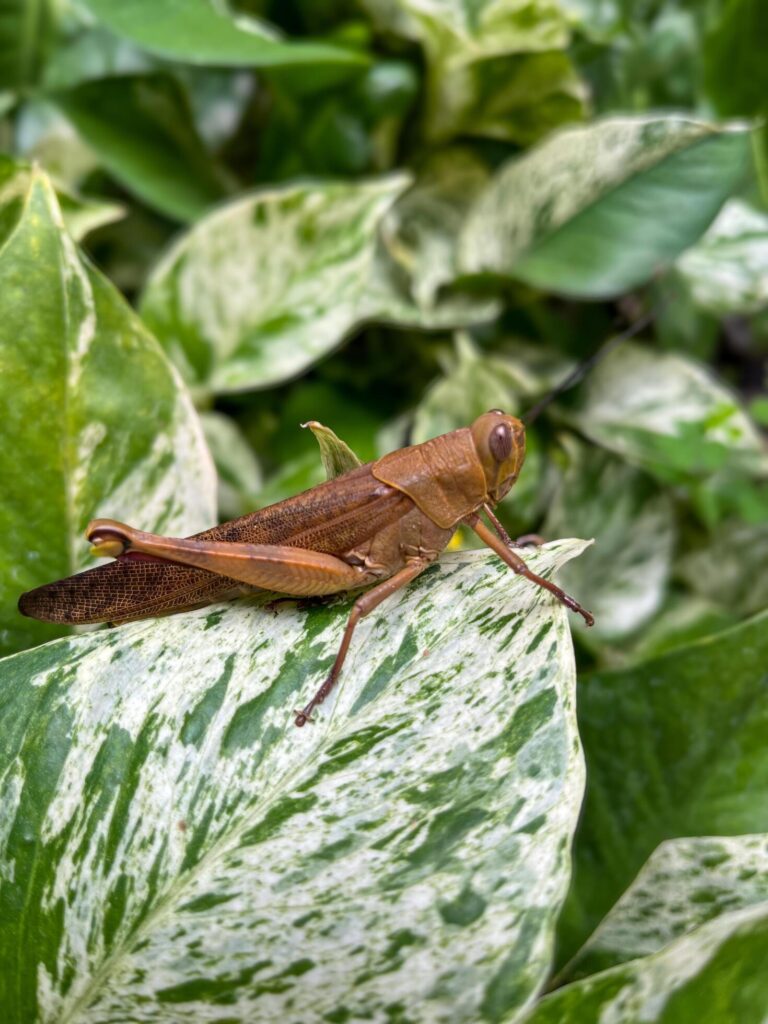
18, 464, 411, 625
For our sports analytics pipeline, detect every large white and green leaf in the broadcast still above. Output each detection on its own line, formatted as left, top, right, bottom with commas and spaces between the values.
140, 175, 495, 396
459, 116, 752, 298
565, 341, 767, 479
676, 198, 768, 315
556, 608, 768, 963
543, 439, 675, 640
563, 833, 768, 982
526, 902, 768, 1023
0, 541, 588, 1023
0, 168, 215, 658
76, 0, 366, 70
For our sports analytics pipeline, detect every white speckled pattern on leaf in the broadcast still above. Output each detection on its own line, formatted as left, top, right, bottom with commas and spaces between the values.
0, 541, 589, 1023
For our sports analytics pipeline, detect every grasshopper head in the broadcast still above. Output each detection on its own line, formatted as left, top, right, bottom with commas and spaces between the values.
470, 410, 526, 503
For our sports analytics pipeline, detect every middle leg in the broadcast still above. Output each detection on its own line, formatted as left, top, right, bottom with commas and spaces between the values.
295, 558, 429, 727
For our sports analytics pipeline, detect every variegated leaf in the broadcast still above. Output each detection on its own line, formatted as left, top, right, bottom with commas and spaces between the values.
562, 834, 768, 982
0, 541, 588, 1023
676, 199, 768, 315
0, 154, 124, 241
525, 902, 768, 1022
459, 116, 752, 297
543, 439, 675, 640
566, 341, 767, 478
140, 176, 494, 396
358, 0, 578, 141
0, 168, 215, 658
676, 519, 768, 617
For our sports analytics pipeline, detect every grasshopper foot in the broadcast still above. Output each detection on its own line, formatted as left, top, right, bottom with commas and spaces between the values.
294, 709, 315, 727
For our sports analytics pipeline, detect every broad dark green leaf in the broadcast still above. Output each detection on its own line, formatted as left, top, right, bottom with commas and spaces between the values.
0, 541, 588, 1023
77, 0, 366, 69
53, 74, 230, 222
704, 0, 768, 116
141, 176, 495, 395
528, 903, 768, 1023
563, 833, 768, 981
566, 341, 767, 479
0, 168, 215, 658
0, 0, 52, 90
459, 117, 752, 298
557, 608, 768, 963
543, 439, 675, 640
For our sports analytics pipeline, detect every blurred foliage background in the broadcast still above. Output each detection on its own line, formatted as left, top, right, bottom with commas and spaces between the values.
4, 0, 766, 668
2, 1, 768, 1020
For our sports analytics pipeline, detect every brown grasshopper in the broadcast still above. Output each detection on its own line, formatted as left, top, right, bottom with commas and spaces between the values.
19, 411, 593, 726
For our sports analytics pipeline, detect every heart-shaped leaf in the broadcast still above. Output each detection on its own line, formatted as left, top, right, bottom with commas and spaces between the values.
140, 175, 495, 395
0, 167, 215, 658
459, 116, 752, 297
0, 541, 588, 1023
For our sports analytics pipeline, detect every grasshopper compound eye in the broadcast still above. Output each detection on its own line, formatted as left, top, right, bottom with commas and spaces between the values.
489, 422, 513, 462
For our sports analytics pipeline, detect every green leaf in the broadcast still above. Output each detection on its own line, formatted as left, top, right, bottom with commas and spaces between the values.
677, 519, 768, 618
528, 903, 768, 1022
0, 168, 215, 658
302, 420, 363, 478
676, 199, 768, 315
563, 833, 768, 981
200, 411, 262, 520
359, 0, 575, 141
543, 439, 675, 640
0, 540, 589, 1023
556, 608, 768, 963
704, 0, 768, 117
141, 175, 494, 396
0, 154, 124, 240
459, 117, 752, 298
0, 0, 52, 90
77, 0, 367, 69
565, 341, 767, 479
53, 73, 230, 222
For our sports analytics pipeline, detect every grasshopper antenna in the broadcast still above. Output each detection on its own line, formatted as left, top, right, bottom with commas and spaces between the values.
522, 306, 656, 426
